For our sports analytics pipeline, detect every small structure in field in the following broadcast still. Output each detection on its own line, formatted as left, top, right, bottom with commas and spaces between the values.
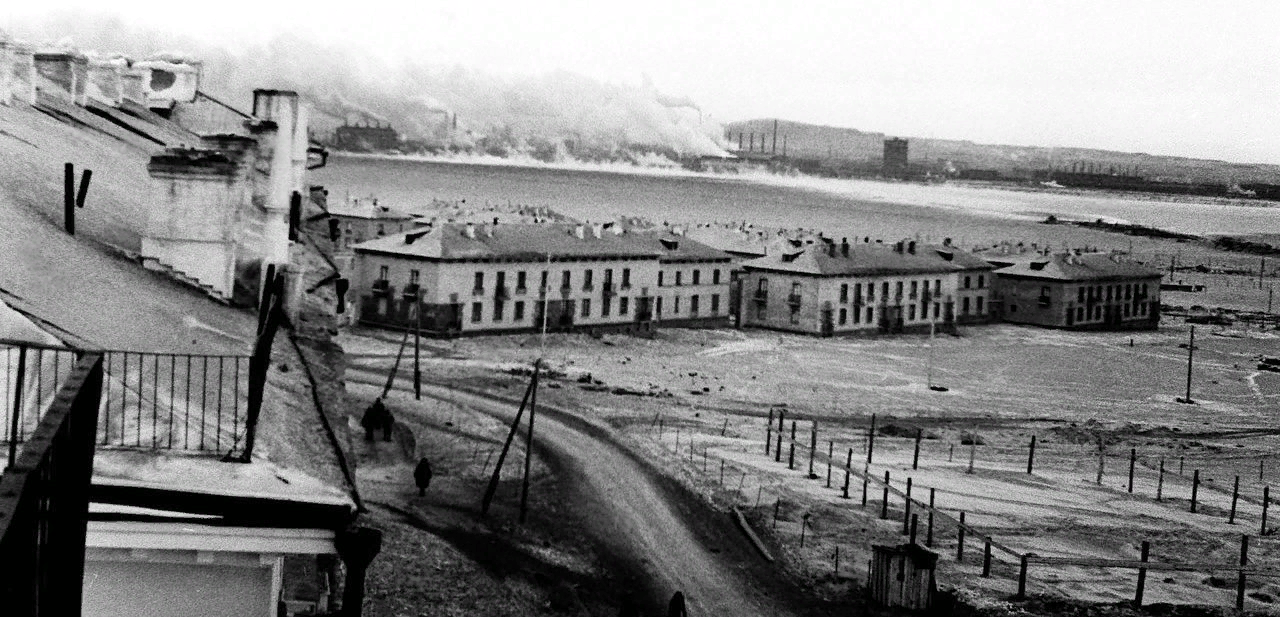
869, 543, 938, 611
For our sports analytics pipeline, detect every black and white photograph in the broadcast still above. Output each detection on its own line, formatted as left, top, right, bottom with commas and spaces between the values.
2, 2, 1280, 615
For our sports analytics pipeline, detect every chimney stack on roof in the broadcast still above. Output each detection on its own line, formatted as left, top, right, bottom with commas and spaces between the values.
591, 223, 602, 239
573, 224, 584, 239
464, 222, 476, 239
841, 238, 850, 257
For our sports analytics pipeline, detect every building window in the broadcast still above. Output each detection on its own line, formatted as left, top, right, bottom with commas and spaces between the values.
623, 268, 631, 288
921, 302, 929, 320
758, 278, 768, 292
657, 297, 663, 315
620, 296, 629, 314
934, 279, 941, 295
1125, 284, 1132, 300
1077, 307, 1084, 321
839, 308, 847, 325
853, 306, 861, 323
909, 305, 916, 320
674, 296, 681, 314
690, 295, 700, 315
710, 294, 719, 314
693, 270, 701, 285
756, 302, 766, 320
933, 302, 940, 316
1078, 287, 1085, 303
517, 271, 527, 292
658, 271, 664, 287
1094, 306, 1102, 320
471, 302, 482, 322
602, 296, 611, 317
866, 307, 873, 322
604, 268, 613, 287
976, 297, 984, 314
840, 284, 848, 303
583, 269, 593, 290
377, 223, 385, 236
978, 275, 985, 289
910, 281, 918, 298
1124, 304, 1131, 317
494, 301, 504, 321
675, 271, 683, 286
713, 269, 721, 285
562, 271, 571, 290
582, 298, 591, 317
474, 272, 484, 293
379, 265, 389, 280
895, 281, 903, 299
409, 269, 420, 285
962, 297, 970, 314
854, 283, 862, 302
964, 276, 971, 289
881, 282, 889, 299
540, 271, 549, 292
867, 283, 875, 302
515, 301, 525, 320
789, 308, 800, 325
1009, 303, 1017, 313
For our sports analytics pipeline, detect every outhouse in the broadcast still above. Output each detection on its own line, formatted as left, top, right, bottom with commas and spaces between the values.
869, 543, 938, 611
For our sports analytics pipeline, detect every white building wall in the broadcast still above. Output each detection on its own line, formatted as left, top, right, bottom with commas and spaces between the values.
141, 171, 243, 299
654, 262, 731, 321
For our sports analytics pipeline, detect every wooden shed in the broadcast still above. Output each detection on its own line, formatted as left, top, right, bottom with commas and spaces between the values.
869, 543, 938, 611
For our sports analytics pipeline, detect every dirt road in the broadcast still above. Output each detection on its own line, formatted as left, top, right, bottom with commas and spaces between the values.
347, 366, 793, 617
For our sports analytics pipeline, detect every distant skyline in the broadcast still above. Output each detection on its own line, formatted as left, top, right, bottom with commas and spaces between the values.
6, 0, 1278, 164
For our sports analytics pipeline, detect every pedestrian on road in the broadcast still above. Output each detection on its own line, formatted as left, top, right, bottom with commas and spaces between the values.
414, 457, 433, 496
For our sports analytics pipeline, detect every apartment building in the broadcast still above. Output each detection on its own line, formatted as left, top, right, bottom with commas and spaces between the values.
991, 251, 1162, 330
321, 197, 416, 251
642, 231, 734, 327
738, 238, 995, 336
351, 222, 666, 335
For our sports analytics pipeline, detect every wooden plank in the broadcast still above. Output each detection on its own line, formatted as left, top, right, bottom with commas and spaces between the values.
1026, 556, 1280, 577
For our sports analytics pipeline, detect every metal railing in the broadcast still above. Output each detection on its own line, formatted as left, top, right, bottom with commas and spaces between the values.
0, 352, 103, 616
3, 342, 250, 458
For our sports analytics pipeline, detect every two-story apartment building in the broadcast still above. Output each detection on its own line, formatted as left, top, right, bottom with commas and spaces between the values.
737, 238, 995, 336
641, 231, 734, 328
321, 197, 416, 251
990, 251, 1162, 330
351, 222, 664, 335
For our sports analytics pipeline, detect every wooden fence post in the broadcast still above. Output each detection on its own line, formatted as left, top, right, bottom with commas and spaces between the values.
1027, 435, 1036, 474
826, 440, 833, 488
982, 540, 992, 577
881, 471, 890, 519
902, 478, 913, 535
1230, 475, 1240, 524
766, 408, 774, 454
1263, 486, 1271, 536
788, 421, 796, 470
927, 488, 936, 548
1096, 435, 1105, 485
1191, 469, 1200, 513
1157, 458, 1165, 501
775, 410, 784, 462
867, 413, 877, 465
719, 459, 724, 485
773, 498, 781, 530
842, 448, 852, 499
808, 421, 817, 478
1179, 455, 1185, 475
913, 428, 922, 470
949, 443, 954, 462
861, 463, 869, 506
957, 512, 966, 562
909, 514, 918, 545
1135, 540, 1150, 608
1017, 554, 1029, 599
1237, 535, 1249, 610
1128, 448, 1137, 493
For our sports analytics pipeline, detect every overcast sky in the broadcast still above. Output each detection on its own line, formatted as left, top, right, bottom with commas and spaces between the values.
7, 0, 1278, 164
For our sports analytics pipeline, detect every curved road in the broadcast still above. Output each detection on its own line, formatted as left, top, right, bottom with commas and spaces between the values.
348, 366, 790, 617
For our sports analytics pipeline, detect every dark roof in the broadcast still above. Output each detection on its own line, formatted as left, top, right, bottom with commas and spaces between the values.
352, 222, 662, 262
994, 252, 1163, 282
872, 543, 940, 569
632, 231, 733, 263
325, 202, 415, 221
742, 242, 994, 277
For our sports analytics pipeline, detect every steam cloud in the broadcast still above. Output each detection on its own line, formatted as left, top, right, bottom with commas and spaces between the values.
8, 14, 728, 159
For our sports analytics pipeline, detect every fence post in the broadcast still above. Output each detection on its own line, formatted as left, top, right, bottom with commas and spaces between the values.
766, 408, 774, 454
949, 443, 954, 462
788, 421, 796, 470
902, 478, 913, 535
1135, 540, 1149, 608
719, 459, 724, 485
826, 440, 833, 488
808, 421, 817, 478
842, 448, 852, 499
1017, 554, 1029, 599
7, 345, 27, 467
982, 540, 992, 577
1027, 435, 1036, 474
1263, 486, 1271, 536
956, 512, 966, 562
881, 471, 890, 519
927, 488, 936, 548
775, 410, 784, 462
1179, 455, 1185, 475
64, 162, 75, 235
1128, 448, 1137, 493
1230, 475, 1240, 524
1237, 535, 1249, 611
1191, 469, 1200, 513
867, 413, 876, 465
861, 463, 869, 506
1096, 435, 1105, 485
910, 514, 918, 545
1157, 458, 1165, 501
913, 428, 922, 470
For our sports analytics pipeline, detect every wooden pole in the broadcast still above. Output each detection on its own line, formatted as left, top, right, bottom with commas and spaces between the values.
927, 489, 935, 547
766, 408, 774, 454
64, 162, 75, 235
1135, 540, 1150, 607
719, 459, 724, 484
1027, 435, 1036, 474
1264, 487, 1272, 536
1230, 475, 1240, 524
1237, 535, 1249, 610
480, 375, 536, 516
902, 478, 913, 535
826, 441, 833, 488
861, 463, 869, 506
788, 421, 797, 470
841, 448, 852, 499
881, 471, 890, 519
909, 514, 919, 545
413, 289, 422, 400
949, 443, 954, 462
982, 540, 992, 577
773, 498, 781, 529
1017, 554, 1029, 599
957, 512, 966, 562
808, 421, 817, 478
913, 428, 922, 470
1182, 326, 1195, 403
1096, 435, 1106, 485
1191, 469, 1200, 513
867, 413, 876, 465
1157, 458, 1165, 501
518, 364, 539, 523
1128, 448, 1137, 493
75, 168, 92, 209
775, 410, 784, 462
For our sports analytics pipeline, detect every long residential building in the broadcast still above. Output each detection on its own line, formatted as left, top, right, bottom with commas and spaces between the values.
989, 251, 1162, 329
737, 238, 995, 336
350, 222, 732, 335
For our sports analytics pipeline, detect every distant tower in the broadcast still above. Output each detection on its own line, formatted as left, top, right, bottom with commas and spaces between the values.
883, 138, 909, 179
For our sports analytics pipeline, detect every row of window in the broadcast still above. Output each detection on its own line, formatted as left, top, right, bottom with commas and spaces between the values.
1075, 282, 1150, 303
658, 268, 722, 287
760, 277, 979, 305
466, 294, 723, 323
758, 296, 986, 327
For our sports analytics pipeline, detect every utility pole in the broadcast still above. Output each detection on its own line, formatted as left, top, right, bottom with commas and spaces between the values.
413, 286, 422, 400
1179, 326, 1195, 404
519, 361, 539, 523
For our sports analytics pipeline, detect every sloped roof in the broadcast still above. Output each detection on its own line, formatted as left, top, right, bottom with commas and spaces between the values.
683, 226, 769, 258
742, 242, 993, 277
994, 252, 1163, 282
325, 202, 415, 221
631, 230, 733, 263
353, 222, 662, 262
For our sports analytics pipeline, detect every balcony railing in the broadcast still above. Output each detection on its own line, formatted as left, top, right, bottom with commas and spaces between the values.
1037, 295, 1051, 307
753, 290, 768, 303
787, 294, 802, 307
472, 286, 485, 297
515, 285, 528, 296
371, 279, 390, 293
401, 283, 420, 298
602, 282, 615, 297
